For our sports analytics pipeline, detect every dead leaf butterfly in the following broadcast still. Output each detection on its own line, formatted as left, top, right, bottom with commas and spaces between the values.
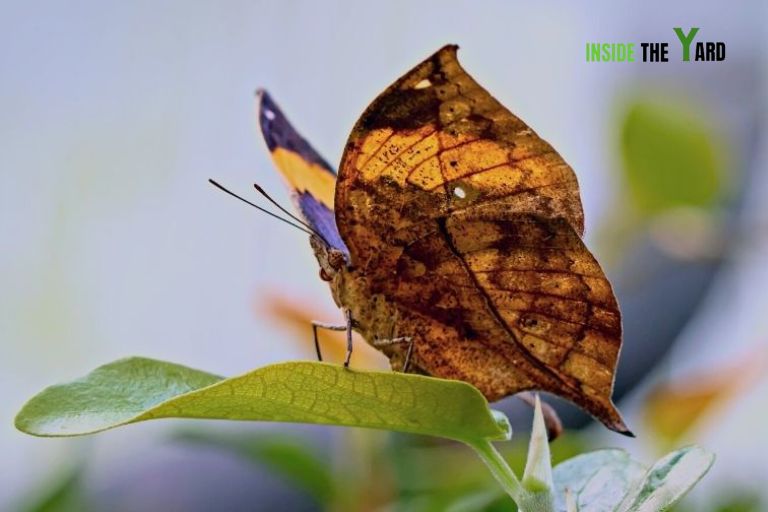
228, 45, 629, 435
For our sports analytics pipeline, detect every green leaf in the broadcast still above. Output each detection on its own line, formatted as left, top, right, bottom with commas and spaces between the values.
175, 430, 336, 503
15, 357, 510, 443
616, 445, 715, 512
552, 449, 645, 512
619, 98, 726, 216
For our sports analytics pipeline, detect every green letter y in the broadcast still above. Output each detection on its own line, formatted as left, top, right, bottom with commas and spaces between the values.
674, 27, 699, 61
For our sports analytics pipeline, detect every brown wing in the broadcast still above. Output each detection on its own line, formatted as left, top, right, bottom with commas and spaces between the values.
336, 44, 584, 265
389, 213, 626, 433
334, 45, 628, 433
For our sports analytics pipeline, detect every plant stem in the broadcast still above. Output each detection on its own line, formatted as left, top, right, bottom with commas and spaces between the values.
467, 439, 524, 503
468, 439, 556, 512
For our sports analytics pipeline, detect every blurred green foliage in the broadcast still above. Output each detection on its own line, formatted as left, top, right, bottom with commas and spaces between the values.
18, 465, 89, 512
175, 430, 337, 504
171, 412, 583, 510
619, 98, 727, 217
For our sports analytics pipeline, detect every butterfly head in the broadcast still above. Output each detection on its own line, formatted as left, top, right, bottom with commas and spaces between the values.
310, 234, 348, 283
310, 234, 350, 308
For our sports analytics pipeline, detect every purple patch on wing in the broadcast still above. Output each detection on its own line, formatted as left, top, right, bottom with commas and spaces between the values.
297, 192, 349, 256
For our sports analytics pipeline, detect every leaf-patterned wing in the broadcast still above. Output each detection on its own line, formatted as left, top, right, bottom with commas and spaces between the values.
336, 45, 584, 267
333, 45, 627, 433
386, 212, 628, 434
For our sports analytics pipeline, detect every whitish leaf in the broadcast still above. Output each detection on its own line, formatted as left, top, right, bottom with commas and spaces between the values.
616, 445, 714, 512
522, 395, 554, 493
553, 449, 645, 512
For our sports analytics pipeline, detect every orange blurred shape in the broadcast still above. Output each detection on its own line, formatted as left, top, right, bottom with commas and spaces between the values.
643, 345, 767, 446
258, 292, 389, 370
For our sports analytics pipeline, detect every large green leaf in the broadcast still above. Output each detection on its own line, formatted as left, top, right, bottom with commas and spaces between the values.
15, 357, 509, 443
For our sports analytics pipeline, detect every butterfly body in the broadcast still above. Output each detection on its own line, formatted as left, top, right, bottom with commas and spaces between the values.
258, 45, 629, 434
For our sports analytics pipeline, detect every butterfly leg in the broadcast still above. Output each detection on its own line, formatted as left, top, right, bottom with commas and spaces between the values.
311, 320, 347, 362
371, 336, 414, 372
377, 309, 414, 372
402, 337, 415, 373
343, 309, 353, 368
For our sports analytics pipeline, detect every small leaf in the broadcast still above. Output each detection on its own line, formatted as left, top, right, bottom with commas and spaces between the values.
511, 395, 555, 511
15, 357, 509, 443
522, 395, 553, 493
553, 449, 645, 512
616, 445, 715, 512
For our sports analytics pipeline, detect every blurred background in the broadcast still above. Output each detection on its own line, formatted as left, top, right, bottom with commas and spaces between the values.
2, 1, 766, 510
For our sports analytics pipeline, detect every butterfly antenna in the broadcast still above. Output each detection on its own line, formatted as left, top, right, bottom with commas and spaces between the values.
252, 183, 332, 247
253, 183, 314, 232
208, 179, 315, 237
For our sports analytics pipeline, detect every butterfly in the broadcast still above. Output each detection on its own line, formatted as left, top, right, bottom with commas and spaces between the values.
254, 45, 629, 435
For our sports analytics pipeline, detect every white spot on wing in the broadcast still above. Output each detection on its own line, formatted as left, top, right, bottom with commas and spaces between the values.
264, 109, 276, 120
414, 79, 432, 90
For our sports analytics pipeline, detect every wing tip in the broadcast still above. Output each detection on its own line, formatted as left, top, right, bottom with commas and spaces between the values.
603, 402, 634, 437
440, 43, 460, 53
255, 88, 286, 153
612, 421, 635, 438
436, 44, 460, 61
253, 88, 338, 176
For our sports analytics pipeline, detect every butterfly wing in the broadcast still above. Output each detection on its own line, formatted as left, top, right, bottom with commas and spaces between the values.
257, 90, 348, 255
393, 213, 625, 432
336, 45, 584, 263
334, 46, 628, 433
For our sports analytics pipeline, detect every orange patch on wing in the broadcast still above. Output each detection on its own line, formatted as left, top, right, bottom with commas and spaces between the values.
271, 148, 337, 209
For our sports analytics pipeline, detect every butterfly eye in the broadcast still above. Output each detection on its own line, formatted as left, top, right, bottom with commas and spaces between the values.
453, 186, 467, 199
264, 109, 276, 120
328, 250, 346, 270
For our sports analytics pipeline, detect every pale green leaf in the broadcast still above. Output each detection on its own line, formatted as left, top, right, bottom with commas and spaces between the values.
15, 357, 509, 443
616, 445, 715, 512
553, 449, 645, 512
